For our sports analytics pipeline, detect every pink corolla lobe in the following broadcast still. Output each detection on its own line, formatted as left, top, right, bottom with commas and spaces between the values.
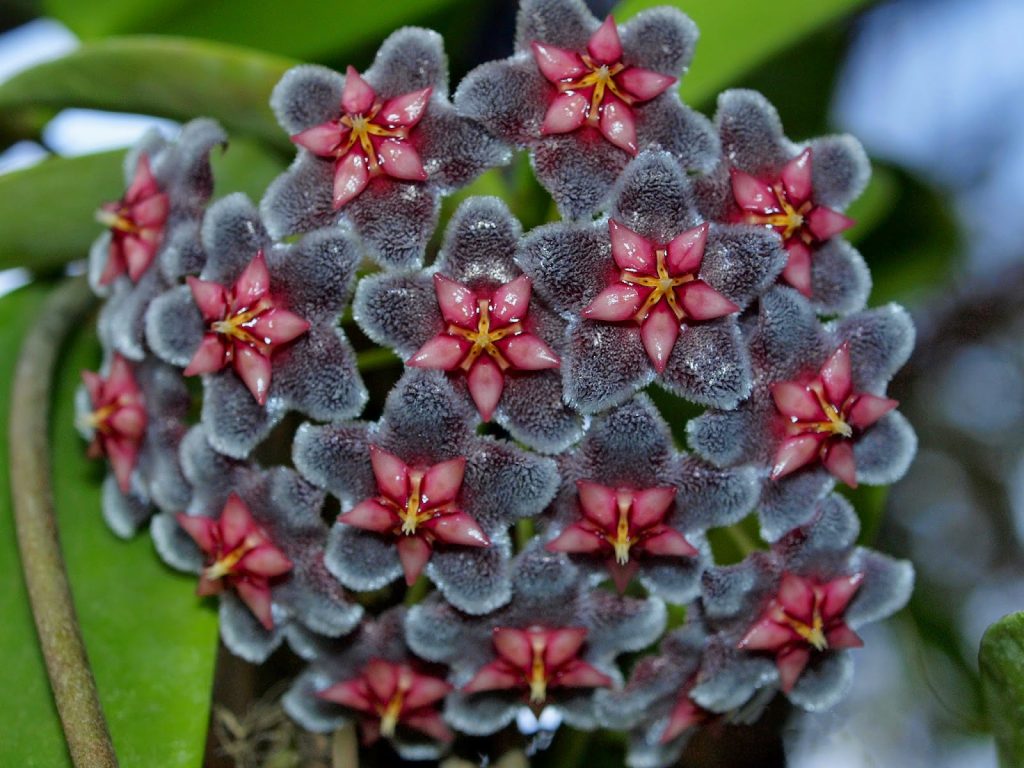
184, 250, 310, 405
532, 15, 676, 154
738, 571, 864, 693
318, 658, 453, 745
730, 148, 854, 297
547, 479, 697, 593
409, 273, 559, 420
81, 354, 147, 493
96, 154, 170, 285
339, 446, 489, 586
176, 492, 294, 630
583, 220, 739, 372
463, 626, 612, 709
770, 342, 898, 487
292, 66, 431, 209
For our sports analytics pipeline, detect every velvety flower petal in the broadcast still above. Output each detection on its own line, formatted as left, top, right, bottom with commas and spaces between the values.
659, 319, 751, 409
562, 320, 655, 414
516, 0, 593, 52
517, 221, 612, 315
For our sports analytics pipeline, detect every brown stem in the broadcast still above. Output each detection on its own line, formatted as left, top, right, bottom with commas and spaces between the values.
9, 277, 117, 767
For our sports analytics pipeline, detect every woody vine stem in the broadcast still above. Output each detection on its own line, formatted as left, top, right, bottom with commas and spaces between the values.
8, 277, 116, 768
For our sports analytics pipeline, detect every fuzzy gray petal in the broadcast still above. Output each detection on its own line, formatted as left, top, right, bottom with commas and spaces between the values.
854, 411, 917, 486
426, 535, 513, 615
659, 319, 752, 410
454, 56, 547, 144
219, 592, 283, 664
292, 422, 375, 506
809, 134, 871, 211
270, 64, 345, 136
619, 6, 698, 74
516, 220, 611, 315
323, 524, 403, 592
365, 26, 449, 97
563, 320, 655, 414
417, 102, 512, 191
144, 284, 205, 367
787, 652, 853, 712
515, 0, 593, 51
844, 549, 914, 629
809, 238, 871, 316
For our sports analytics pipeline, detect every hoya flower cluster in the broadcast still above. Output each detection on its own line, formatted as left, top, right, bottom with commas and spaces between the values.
78, 0, 915, 764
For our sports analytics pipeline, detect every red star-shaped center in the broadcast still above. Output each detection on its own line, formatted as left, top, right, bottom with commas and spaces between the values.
96, 153, 169, 284
533, 15, 677, 154
80, 354, 147, 493
185, 251, 310, 405
409, 274, 560, 420
339, 446, 490, 585
292, 66, 431, 208
318, 659, 453, 746
463, 626, 611, 712
583, 220, 739, 372
739, 571, 865, 692
770, 342, 898, 487
730, 148, 855, 297
546, 480, 697, 592
176, 493, 294, 630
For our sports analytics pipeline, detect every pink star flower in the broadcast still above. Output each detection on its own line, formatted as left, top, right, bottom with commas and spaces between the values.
184, 250, 310, 405
176, 492, 294, 630
80, 354, 147, 493
770, 342, 898, 487
95, 154, 169, 285
547, 480, 697, 593
583, 220, 739, 372
463, 626, 612, 710
738, 571, 864, 693
408, 274, 560, 420
291, 66, 431, 209
660, 681, 712, 744
318, 658, 453, 746
730, 148, 855, 297
339, 446, 490, 586
532, 15, 676, 154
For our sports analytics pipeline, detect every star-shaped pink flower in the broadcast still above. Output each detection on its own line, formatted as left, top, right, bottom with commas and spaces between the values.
81, 355, 147, 493
318, 658, 453, 746
738, 571, 864, 692
95, 154, 169, 284
184, 250, 310, 405
408, 274, 560, 420
660, 679, 712, 744
532, 16, 676, 154
176, 493, 294, 630
463, 626, 611, 710
291, 66, 431, 209
582, 220, 739, 372
546, 480, 697, 593
730, 148, 855, 297
339, 446, 490, 586
770, 342, 898, 487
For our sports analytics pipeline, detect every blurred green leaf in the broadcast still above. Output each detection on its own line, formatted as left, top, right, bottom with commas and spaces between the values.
614, 0, 872, 107
0, 139, 285, 272
152, 0, 472, 62
980, 611, 1024, 766
0, 283, 220, 766
0, 37, 295, 149
41, 0, 192, 39
41, 0, 471, 62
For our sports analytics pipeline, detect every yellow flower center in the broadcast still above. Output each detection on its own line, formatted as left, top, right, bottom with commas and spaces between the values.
446, 299, 523, 372
559, 55, 630, 125
744, 183, 814, 242
339, 105, 409, 175
620, 249, 695, 323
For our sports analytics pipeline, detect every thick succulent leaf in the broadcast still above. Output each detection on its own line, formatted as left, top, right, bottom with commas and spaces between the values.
0, 284, 217, 767
614, 0, 874, 107
0, 37, 295, 149
980, 612, 1024, 768
0, 142, 285, 273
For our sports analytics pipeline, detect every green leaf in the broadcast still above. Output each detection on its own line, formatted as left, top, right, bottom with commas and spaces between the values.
41, 0, 193, 40
0, 139, 285, 272
0, 37, 295, 149
980, 611, 1024, 766
0, 283, 219, 767
41, 0, 471, 62
151, 0, 472, 62
614, 0, 873, 107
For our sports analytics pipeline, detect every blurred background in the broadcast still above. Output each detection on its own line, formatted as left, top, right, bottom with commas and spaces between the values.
1, 0, 1021, 765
